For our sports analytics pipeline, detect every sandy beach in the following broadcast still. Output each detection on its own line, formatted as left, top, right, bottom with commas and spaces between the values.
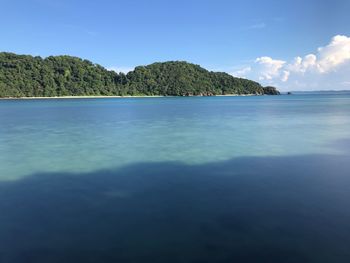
0, 94, 263, 100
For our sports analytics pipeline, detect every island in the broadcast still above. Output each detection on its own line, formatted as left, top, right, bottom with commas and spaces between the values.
0, 52, 280, 98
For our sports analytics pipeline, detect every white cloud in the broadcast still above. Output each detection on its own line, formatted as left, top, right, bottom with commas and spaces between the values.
288, 54, 318, 73
254, 56, 286, 80
232, 66, 251, 77
317, 35, 350, 72
232, 35, 350, 90
107, 66, 134, 74
281, 70, 290, 82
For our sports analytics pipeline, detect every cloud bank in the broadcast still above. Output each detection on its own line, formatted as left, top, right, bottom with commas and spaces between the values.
233, 35, 350, 91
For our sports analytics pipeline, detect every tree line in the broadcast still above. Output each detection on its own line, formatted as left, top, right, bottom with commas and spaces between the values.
0, 52, 279, 97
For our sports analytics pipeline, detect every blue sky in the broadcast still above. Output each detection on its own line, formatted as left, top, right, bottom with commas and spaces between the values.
1, 0, 350, 90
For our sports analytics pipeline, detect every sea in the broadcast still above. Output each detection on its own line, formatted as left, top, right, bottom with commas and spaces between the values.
0, 93, 350, 262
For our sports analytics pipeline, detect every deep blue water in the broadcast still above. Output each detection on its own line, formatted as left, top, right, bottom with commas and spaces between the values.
0, 94, 350, 262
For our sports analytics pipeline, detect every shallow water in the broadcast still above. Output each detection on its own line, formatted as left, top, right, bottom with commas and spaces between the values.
1, 95, 349, 181
0, 94, 350, 262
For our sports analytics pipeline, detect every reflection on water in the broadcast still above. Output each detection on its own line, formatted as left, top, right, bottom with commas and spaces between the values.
1, 154, 350, 263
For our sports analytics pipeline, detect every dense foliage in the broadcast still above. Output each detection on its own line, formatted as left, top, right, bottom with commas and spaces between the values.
0, 52, 279, 97
263, 86, 281, 95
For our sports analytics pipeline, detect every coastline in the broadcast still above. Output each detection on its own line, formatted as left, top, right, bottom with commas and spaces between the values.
0, 94, 263, 100
0, 95, 166, 100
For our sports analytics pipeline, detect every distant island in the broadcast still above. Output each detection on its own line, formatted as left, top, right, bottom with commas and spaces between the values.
0, 52, 280, 98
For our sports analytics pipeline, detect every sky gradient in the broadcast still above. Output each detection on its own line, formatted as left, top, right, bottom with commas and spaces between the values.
1, 0, 350, 90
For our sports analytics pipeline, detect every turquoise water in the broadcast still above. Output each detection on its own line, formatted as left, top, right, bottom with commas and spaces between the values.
0, 94, 350, 262
1, 95, 349, 181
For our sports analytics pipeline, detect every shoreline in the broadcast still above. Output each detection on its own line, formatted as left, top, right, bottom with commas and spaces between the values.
0, 94, 263, 100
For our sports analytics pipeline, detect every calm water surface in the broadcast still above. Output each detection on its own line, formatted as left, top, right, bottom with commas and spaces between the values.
0, 94, 350, 262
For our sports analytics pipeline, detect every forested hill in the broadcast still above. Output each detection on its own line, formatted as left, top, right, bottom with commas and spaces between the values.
0, 52, 280, 97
